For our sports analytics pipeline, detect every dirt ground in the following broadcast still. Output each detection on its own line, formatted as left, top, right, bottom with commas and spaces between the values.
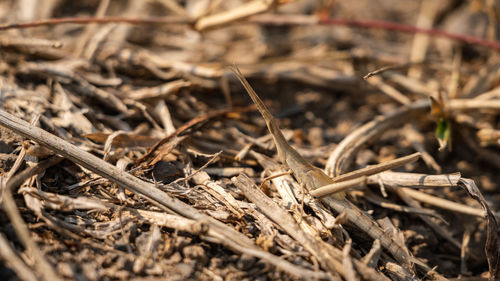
0, 0, 499, 280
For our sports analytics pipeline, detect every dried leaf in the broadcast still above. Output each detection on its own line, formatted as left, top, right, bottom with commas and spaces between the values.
459, 178, 500, 280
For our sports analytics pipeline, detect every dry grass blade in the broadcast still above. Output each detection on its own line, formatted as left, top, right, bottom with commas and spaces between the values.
362, 190, 445, 220
311, 176, 367, 198
367, 171, 461, 188
330, 152, 421, 183
458, 179, 500, 280
18, 187, 109, 211
401, 188, 486, 218
125, 80, 193, 100
195, 0, 278, 31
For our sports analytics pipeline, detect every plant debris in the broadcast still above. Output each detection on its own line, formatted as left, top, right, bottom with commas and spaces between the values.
0, 1, 499, 280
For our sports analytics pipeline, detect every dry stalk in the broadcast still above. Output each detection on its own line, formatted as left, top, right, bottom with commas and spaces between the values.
1, 156, 64, 281
0, 233, 38, 281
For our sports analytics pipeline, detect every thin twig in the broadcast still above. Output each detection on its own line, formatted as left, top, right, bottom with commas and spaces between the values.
0, 16, 193, 31
179, 150, 222, 184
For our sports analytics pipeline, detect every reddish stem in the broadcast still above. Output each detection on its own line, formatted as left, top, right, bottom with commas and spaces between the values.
250, 14, 500, 51
320, 17, 500, 50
